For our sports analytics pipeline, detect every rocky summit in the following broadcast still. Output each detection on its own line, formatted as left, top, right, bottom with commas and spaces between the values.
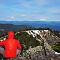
0, 29, 60, 60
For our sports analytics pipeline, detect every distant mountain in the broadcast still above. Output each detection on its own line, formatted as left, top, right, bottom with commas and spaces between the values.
0, 24, 33, 32
0, 21, 60, 31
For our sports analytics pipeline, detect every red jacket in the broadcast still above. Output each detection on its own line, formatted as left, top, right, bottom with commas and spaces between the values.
0, 31, 22, 58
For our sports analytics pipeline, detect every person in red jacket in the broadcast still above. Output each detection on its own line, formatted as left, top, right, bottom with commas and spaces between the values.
0, 31, 22, 60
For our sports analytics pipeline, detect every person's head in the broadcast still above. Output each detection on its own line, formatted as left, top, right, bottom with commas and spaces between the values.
8, 31, 14, 39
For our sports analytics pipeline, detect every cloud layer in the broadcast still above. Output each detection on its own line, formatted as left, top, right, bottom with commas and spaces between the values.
0, 0, 60, 21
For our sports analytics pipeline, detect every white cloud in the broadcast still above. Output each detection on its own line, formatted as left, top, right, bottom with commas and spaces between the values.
35, 0, 48, 6
20, 14, 27, 17
16, 13, 48, 21
48, 7, 60, 14
21, 2, 31, 8
0, 13, 59, 21
11, 16, 15, 20
2, 16, 16, 21
40, 18, 47, 21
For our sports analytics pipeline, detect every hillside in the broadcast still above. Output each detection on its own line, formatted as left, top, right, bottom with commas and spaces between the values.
0, 29, 60, 60
0, 24, 33, 32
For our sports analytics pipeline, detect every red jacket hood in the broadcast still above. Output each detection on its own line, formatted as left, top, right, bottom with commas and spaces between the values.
8, 31, 14, 39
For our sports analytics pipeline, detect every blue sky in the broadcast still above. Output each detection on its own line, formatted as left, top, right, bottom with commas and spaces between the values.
0, 0, 60, 21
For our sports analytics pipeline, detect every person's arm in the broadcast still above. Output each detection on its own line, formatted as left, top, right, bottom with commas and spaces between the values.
17, 40, 22, 50
17, 40, 22, 57
0, 40, 4, 46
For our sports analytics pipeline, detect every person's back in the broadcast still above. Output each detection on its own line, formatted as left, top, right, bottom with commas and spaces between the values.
0, 31, 22, 59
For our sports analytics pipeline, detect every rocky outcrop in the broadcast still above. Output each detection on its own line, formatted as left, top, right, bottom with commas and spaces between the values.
0, 29, 60, 60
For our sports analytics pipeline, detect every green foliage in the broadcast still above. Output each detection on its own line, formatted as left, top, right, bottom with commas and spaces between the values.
15, 32, 40, 53
52, 42, 60, 53
52, 30, 60, 37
